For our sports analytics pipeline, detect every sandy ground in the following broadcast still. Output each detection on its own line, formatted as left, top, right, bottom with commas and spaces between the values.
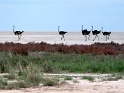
0, 32, 124, 93
0, 78, 124, 93
0, 73, 124, 93
0, 32, 124, 45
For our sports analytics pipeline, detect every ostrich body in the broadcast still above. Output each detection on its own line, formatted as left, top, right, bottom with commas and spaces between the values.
58, 26, 67, 41
13, 25, 24, 41
91, 26, 101, 41
81, 25, 90, 41
102, 27, 111, 41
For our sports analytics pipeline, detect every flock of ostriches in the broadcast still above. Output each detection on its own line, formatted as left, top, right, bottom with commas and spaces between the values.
13, 25, 111, 41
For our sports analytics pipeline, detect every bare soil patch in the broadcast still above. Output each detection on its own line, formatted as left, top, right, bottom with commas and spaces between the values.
0, 73, 124, 93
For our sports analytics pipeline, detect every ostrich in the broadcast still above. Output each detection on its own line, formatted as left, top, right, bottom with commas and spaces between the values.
102, 27, 111, 41
91, 26, 101, 41
81, 25, 91, 41
58, 26, 67, 41
13, 25, 24, 41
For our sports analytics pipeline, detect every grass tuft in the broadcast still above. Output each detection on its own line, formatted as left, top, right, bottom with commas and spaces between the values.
82, 76, 95, 82
42, 77, 59, 86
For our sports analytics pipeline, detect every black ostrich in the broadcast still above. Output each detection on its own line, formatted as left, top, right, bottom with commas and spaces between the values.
58, 26, 67, 41
102, 27, 111, 41
13, 25, 24, 41
81, 25, 91, 41
91, 26, 101, 41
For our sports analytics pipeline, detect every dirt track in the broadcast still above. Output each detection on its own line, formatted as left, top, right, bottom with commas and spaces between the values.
0, 73, 124, 93
0, 80, 124, 93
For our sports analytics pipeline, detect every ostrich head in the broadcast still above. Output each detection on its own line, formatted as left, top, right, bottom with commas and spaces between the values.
21, 31, 24, 33
91, 26, 93, 32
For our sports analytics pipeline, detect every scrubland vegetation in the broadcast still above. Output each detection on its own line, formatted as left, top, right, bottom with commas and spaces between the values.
0, 41, 124, 55
0, 41, 124, 89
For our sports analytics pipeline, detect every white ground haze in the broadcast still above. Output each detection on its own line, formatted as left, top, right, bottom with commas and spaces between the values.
0, 32, 124, 45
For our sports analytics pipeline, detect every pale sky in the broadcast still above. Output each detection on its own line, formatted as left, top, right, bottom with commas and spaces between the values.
0, 0, 124, 32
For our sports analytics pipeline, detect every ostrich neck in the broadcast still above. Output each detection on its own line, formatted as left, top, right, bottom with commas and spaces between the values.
13, 27, 15, 32
101, 27, 103, 32
82, 25, 83, 31
91, 26, 93, 31
58, 27, 60, 32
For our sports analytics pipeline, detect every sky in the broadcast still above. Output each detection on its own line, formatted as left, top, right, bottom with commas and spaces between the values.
0, 0, 124, 32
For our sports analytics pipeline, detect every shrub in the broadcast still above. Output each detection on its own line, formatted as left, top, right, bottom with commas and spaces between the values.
3, 74, 16, 80
64, 76, 72, 80
0, 79, 7, 89
41, 60, 58, 73
25, 74, 42, 86
82, 76, 95, 81
42, 77, 59, 86
0, 42, 124, 55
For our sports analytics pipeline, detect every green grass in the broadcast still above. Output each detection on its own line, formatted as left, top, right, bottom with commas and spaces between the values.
3, 74, 16, 80
102, 73, 124, 81
1, 52, 124, 74
82, 76, 95, 82
42, 77, 59, 86
64, 76, 72, 80
0, 52, 124, 89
